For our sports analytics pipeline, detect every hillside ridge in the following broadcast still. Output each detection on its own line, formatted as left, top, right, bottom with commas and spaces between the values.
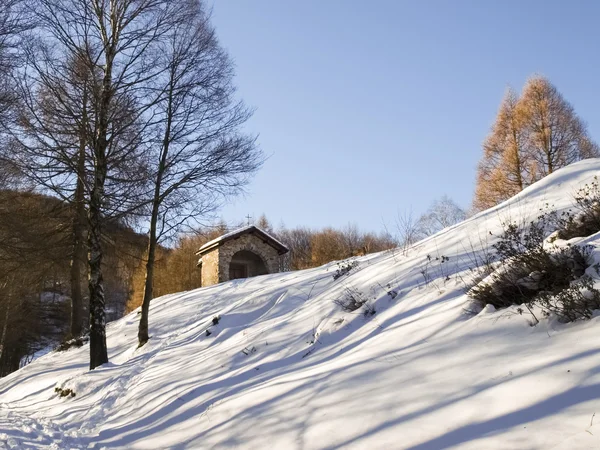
2, 159, 600, 449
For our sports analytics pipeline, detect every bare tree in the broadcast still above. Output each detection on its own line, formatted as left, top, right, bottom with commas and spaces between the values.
8, 44, 99, 338
395, 209, 420, 255
5, 15, 146, 342
256, 214, 274, 234
137, 0, 262, 347
416, 196, 466, 237
0, 0, 28, 122
340, 223, 361, 257
23, 0, 175, 369
0, 191, 71, 375
0, 0, 28, 189
276, 226, 313, 271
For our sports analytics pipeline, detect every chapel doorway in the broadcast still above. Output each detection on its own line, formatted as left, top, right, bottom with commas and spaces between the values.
228, 250, 268, 280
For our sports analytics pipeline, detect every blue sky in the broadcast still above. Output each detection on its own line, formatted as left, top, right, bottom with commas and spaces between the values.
208, 0, 600, 232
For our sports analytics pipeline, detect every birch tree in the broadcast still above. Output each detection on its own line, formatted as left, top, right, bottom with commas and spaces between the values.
137, 0, 262, 347
26, 0, 173, 369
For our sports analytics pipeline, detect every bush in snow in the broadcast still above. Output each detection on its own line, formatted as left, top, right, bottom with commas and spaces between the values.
557, 176, 600, 240
54, 387, 76, 398
334, 286, 367, 312
55, 335, 89, 352
332, 260, 359, 280
419, 254, 452, 289
537, 276, 600, 322
363, 302, 376, 318
333, 286, 377, 317
469, 212, 600, 322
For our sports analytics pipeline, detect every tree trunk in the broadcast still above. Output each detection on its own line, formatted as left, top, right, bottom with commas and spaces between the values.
138, 83, 173, 347
88, 74, 111, 369
88, 161, 108, 369
70, 137, 87, 337
138, 208, 158, 347
0, 288, 10, 369
511, 125, 524, 191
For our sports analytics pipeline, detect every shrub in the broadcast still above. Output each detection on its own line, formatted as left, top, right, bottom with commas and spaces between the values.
363, 302, 376, 318
334, 286, 367, 312
557, 176, 600, 240
55, 335, 89, 352
537, 276, 600, 322
334, 286, 377, 317
332, 260, 359, 280
419, 254, 452, 288
55, 387, 76, 398
469, 213, 600, 322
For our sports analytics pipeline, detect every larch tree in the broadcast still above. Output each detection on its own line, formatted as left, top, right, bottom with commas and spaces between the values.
474, 88, 530, 211
137, 0, 262, 347
518, 75, 599, 177
474, 76, 599, 211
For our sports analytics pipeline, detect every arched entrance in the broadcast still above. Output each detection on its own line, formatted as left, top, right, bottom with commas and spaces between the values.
228, 250, 268, 280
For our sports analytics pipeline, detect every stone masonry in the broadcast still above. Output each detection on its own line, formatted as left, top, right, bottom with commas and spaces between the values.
198, 227, 288, 287
216, 233, 280, 283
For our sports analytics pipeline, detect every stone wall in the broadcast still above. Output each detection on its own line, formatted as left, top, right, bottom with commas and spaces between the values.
217, 233, 280, 283
200, 247, 220, 287
199, 233, 283, 287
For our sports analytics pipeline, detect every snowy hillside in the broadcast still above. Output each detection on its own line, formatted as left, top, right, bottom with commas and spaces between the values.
3, 160, 600, 449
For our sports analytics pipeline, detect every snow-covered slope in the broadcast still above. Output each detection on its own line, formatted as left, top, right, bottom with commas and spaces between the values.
3, 160, 600, 449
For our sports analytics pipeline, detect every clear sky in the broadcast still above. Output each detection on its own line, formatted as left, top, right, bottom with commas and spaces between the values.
208, 0, 600, 232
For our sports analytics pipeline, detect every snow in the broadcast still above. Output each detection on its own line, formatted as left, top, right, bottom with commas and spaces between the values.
3, 159, 600, 449
197, 224, 256, 251
197, 225, 288, 253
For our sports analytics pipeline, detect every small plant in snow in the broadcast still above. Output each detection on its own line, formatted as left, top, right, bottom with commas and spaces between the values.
241, 346, 256, 356
332, 260, 359, 280
55, 335, 89, 352
334, 286, 377, 317
334, 286, 367, 312
458, 234, 497, 293
363, 302, 376, 318
419, 254, 452, 289
377, 281, 398, 300
55, 387, 76, 398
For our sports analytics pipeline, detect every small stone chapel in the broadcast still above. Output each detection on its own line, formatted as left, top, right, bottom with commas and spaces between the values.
196, 225, 289, 287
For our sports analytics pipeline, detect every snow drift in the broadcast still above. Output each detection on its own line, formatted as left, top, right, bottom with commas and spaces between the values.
3, 160, 600, 449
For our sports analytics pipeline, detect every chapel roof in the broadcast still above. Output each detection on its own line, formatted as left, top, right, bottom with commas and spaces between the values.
196, 225, 289, 256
